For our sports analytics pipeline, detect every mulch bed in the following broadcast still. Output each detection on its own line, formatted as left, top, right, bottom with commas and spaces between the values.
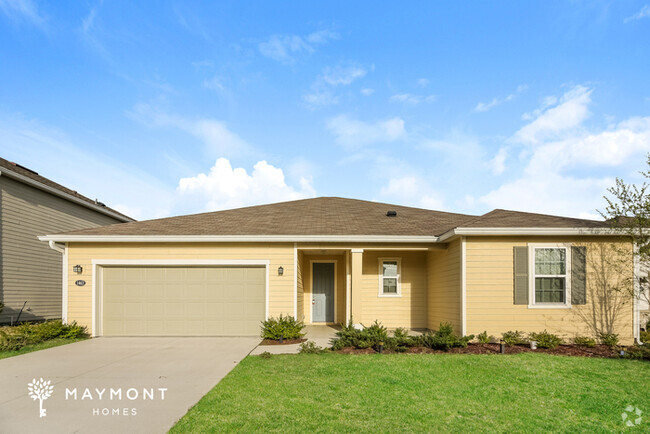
260, 338, 307, 346
336, 343, 620, 358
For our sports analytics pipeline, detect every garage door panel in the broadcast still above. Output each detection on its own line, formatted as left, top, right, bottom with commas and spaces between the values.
102, 266, 265, 336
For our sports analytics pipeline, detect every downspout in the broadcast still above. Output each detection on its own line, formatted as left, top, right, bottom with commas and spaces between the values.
47, 240, 68, 323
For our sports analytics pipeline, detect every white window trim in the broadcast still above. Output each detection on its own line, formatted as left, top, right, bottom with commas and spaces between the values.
528, 244, 572, 309
378, 258, 402, 297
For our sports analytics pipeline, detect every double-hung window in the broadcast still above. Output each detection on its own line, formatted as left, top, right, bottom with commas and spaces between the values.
379, 259, 401, 297
533, 247, 568, 304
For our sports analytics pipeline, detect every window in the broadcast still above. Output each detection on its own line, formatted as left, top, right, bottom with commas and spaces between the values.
533, 247, 568, 304
379, 259, 401, 297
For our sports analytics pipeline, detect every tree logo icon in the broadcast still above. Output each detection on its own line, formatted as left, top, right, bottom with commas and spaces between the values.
27, 378, 54, 418
621, 405, 643, 427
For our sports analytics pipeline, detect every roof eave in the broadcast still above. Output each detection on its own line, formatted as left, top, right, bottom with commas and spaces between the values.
37, 234, 441, 243
0, 168, 134, 222
437, 227, 626, 242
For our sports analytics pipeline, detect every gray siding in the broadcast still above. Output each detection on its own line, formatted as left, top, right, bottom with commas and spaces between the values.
0, 176, 123, 324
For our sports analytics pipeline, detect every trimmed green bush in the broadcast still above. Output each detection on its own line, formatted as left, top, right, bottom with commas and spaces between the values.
260, 315, 305, 340
476, 331, 491, 344
574, 336, 596, 348
528, 330, 562, 349
501, 330, 526, 346
624, 345, 650, 360
0, 320, 87, 352
299, 341, 327, 354
598, 332, 619, 348
420, 323, 473, 350
331, 321, 388, 351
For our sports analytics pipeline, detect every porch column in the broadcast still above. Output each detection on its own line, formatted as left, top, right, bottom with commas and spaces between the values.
350, 248, 363, 328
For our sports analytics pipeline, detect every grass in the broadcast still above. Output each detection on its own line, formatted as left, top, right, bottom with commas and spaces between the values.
0, 337, 86, 360
172, 353, 650, 433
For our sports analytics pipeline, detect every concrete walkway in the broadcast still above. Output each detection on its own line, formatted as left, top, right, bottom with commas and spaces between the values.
250, 325, 339, 355
0, 337, 259, 433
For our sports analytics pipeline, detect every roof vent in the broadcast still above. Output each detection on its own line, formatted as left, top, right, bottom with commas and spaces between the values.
12, 162, 39, 175
386, 210, 397, 217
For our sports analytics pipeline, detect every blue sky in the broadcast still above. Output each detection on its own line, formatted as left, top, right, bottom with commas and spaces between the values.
1, 1, 649, 220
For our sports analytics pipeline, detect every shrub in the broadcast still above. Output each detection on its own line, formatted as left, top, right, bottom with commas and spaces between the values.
528, 330, 563, 349
574, 336, 596, 348
476, 331, 490, 344
420, 323, 473, 350
331, 321, 388, 351
260, 315, 305, 340
501, 330, 526, 346
299, 341, 327, 354
640, 330, 650, 344
259, 351, 272, 359
624, 345, 650, 360
598, 332, 619, 348
0, 320, 88, 352
385, 327, 420, 351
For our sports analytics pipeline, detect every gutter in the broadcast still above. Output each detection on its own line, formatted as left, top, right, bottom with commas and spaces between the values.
38, 234, 441, 243
437, 227, 627, 242
48, 240, 66, 253
46, 240, 68, 324
0, 168, 133, 223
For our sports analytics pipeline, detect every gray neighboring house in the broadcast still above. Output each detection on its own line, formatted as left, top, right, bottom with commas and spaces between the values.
0, 157, 133, 324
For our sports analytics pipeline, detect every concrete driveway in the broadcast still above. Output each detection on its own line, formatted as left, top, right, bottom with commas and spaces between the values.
0, 337, 260, 433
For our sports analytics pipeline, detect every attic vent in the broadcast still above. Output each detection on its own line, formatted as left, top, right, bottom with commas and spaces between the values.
12, 162, 39, 175
386, 210, 397, 217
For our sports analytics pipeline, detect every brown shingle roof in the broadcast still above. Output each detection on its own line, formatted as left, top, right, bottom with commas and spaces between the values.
462, 209, 609, 229
54, 197, 478, 237
0, 156, 133, 222
50, 198, 609, 238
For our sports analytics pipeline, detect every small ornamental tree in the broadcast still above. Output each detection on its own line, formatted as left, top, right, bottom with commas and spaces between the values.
599, 153, 650, 309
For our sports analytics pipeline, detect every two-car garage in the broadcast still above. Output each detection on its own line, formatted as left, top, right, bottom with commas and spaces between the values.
99, 265, 266, 337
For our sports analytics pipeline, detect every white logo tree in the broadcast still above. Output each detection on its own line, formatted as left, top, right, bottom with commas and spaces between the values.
28, 378, 54, 418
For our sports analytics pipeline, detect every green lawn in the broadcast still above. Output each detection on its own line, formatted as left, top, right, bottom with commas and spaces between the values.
172, 353, 650, 433
0, 337, 86, 360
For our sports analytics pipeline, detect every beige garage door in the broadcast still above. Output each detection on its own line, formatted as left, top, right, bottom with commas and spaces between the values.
102, 266, 265, 336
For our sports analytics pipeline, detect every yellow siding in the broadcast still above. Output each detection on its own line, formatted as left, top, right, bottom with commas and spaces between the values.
359, 251, 428, 328
465, 236, 635, 344
66, 242, 295, 334
427, 239, 461, 333
301, 254, 346, 323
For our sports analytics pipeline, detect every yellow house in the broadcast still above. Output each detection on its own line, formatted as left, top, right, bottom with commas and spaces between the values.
39, 197, 644, 344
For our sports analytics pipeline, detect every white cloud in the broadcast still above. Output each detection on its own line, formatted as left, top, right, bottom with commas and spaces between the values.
360, 88, 375, 96
480, 86, 650, 218
389, 93, 437, 105
416, 78, 430, 88
128, 102, 252, 157
624, 5, 650, 22
380, 176, 443, 210
258, 28, 338, 64
490, 147, 508, 175
322, 65, 367, 86
512, 85, 591, 144
303, 63, 369, 108
203, 75, 225, 92
326, 115, 406, 147
0, 0, 45, 27
474, 84, 527, 112
177, 158, 315, 211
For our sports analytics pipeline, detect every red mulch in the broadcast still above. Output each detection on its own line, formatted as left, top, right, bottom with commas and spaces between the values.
335, 343, 620, 358
260, 338, 307, 346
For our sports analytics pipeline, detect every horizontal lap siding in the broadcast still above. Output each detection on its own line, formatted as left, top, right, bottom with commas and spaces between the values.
66, 243, 295, 334
296, 250, 304, 321
427, 239, 461, 333
360, 251, 427, 328
0, 177, 122, 324
465, 236, 635, 344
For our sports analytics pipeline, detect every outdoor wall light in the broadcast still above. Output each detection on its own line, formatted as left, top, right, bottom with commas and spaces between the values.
278, 266, 284, 276
73, 265, 83, 274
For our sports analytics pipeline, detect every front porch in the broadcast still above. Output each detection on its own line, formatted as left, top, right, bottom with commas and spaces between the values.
295, 244, 460, 332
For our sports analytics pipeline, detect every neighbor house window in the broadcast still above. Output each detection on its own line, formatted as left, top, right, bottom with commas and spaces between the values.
533, 247, 567, 303
379, 259, 401, 297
